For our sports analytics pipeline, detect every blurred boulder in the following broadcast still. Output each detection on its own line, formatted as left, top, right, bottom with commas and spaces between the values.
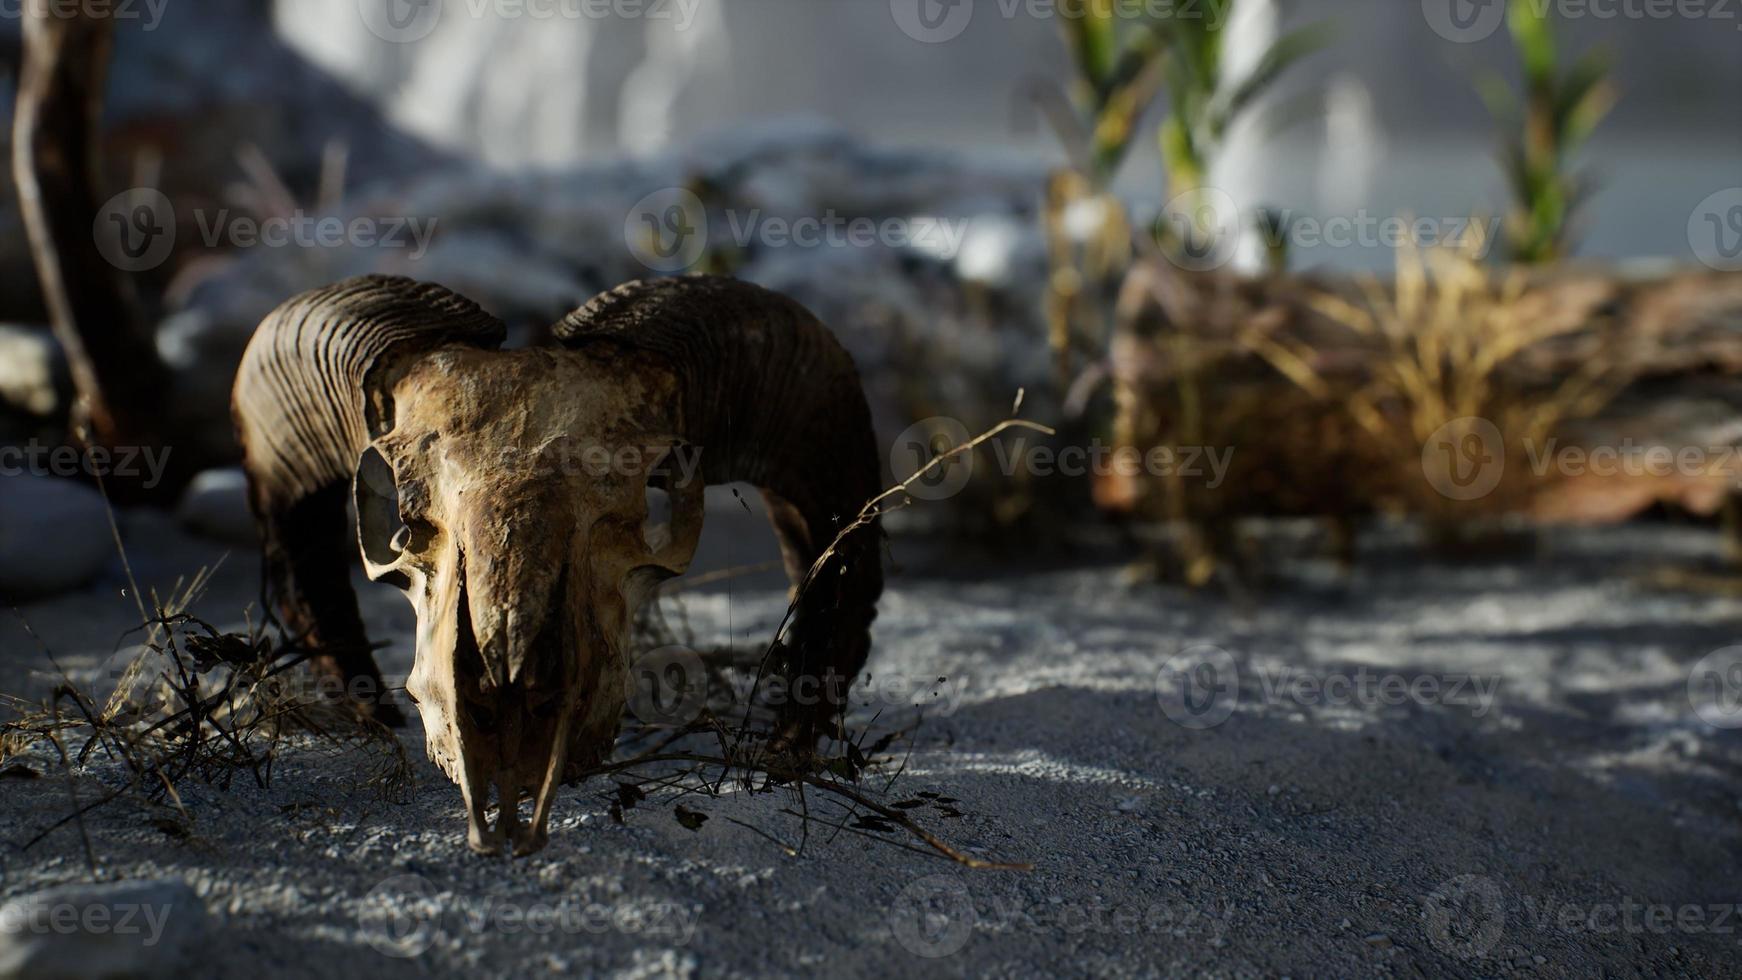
0, 878, 210, 980
0, 474, 113, 597
175, 467, 256, 545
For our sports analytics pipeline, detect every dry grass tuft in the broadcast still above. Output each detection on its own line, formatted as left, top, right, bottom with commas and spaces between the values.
1, 563, 411, 872
1291, 228, 1635, 536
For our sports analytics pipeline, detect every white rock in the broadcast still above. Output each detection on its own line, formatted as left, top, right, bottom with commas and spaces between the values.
0, 474, 112, 597
0, 878, 209, 980
175, 467, 256, 544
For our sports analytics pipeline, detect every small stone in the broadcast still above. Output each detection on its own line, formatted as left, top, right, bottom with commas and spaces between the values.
0, 877, 210, 979
1116, 796, 1143, 812
175, 468, 256, 544
1363, 933, 1391, 947
1267, 784, 1281, 796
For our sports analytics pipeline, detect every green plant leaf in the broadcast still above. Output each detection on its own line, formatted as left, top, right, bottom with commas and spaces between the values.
1212, 22, 1333, 137
1507, 0, 1557, 81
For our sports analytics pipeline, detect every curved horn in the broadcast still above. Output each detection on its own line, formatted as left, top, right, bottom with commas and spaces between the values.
233, 275, 505, 723
555, 275, 884, 740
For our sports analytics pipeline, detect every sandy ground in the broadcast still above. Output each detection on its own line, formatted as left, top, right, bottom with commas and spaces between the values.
3, 507, 1741, 978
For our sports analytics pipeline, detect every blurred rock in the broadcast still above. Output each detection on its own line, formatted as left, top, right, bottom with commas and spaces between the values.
175, 124, 1056, 454
0, 326, 65, 419
0, 878, 209, 980
0, 475, 112, 597
176, 467, 256, 544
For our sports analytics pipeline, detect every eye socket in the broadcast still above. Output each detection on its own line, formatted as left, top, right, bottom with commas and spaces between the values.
355, 447, 422, 586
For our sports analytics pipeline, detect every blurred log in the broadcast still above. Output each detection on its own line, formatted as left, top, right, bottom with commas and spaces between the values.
1103, 257, 1742, 528
11, 1, 187, 500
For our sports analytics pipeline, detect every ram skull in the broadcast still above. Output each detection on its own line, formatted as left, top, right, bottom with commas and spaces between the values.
233, 275, 883, 856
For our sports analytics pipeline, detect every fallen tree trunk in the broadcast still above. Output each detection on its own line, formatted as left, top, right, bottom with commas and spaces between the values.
1103, 256, 1742, 533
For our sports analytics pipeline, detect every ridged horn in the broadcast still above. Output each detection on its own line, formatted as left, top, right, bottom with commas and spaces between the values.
555, 274, 885, 737
232, 275, 505, 723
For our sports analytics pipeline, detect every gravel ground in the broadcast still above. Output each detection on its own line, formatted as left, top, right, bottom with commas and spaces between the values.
3, 510, 1741, 978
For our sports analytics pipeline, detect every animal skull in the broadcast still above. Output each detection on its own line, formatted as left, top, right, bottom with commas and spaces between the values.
233, 275, 883, 855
